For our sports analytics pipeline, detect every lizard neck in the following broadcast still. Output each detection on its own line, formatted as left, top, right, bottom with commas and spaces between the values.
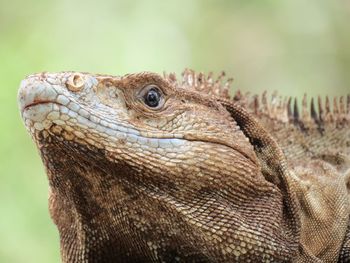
41, 134, 158, 262
36, 132, 299, 262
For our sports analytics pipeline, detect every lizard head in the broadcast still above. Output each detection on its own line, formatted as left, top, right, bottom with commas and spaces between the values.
19, 72, 255, 162
18, 71, 293, 261
18, 71, 259, 177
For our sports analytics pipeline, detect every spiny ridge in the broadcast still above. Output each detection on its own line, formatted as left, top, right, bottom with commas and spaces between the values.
164, 69, 232, 99
165, 70, 349, 128
169, 69, 350, 127
233, 92, 350, 128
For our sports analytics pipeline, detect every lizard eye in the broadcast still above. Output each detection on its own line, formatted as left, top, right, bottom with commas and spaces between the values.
140, 85, 164, 109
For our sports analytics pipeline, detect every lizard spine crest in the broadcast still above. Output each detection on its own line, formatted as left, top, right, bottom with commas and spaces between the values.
165, 69, 350, 131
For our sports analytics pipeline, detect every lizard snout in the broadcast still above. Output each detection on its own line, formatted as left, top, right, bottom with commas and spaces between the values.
18, 77, 58, 114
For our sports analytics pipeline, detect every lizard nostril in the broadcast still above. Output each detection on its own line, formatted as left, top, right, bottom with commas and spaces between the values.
66, 73, 85, 92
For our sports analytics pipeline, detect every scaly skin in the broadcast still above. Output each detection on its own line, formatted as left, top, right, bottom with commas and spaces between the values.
18, 70, 350, 262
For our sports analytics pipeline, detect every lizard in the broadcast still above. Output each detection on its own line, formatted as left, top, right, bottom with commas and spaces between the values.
17, 69, 350, 262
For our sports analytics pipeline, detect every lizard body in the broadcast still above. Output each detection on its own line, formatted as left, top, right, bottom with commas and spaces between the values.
18, 70, 350, 262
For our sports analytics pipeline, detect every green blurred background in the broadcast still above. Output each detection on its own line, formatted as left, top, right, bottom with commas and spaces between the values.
0, 0, 349, 262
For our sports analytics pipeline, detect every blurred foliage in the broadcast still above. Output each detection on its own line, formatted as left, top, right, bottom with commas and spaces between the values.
0, 0, 349, 262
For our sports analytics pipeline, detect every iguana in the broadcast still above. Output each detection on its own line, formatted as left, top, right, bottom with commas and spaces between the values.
18, 69, 350, 262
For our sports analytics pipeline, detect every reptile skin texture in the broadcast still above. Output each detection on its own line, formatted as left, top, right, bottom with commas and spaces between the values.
18, 70, 350, 262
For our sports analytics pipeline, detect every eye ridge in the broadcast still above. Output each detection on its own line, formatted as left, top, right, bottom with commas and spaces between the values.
144, 86, 162, 108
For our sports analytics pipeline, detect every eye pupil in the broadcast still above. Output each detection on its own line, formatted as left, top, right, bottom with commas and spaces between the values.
145, 88, 161, 107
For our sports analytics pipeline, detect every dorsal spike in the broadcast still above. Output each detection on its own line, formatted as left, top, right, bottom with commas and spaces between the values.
197, 72, 204, 83
223, 78, 234, 99
189, 70, 195, 87
233, 90, 242, 102
333, 97, 339, 122
240, 92, 251, 108
225, 78, 234, 88
302, 94, 308, 122
270, 91, 278, 115
325, 96, 331, 114
310, 97, 318, 123
192, 71, 198, 88
340, 96, 345, 118
216, 71, 226, 83
325, 96, 334, 122
171, 72, 177, 81
253, 95, 259, 115
166, 72, 178, 87
262, 91, 269, 113
318, 96, 324, 123
294, 97, 299, 121
207, 72, 213, 83
181, 69, 188, 85
279, 96, 289, 122
287, 97, 293, 119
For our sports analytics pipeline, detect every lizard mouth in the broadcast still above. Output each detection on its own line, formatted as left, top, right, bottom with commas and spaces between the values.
23, 100, 56, 111
18, 76, 61, 115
